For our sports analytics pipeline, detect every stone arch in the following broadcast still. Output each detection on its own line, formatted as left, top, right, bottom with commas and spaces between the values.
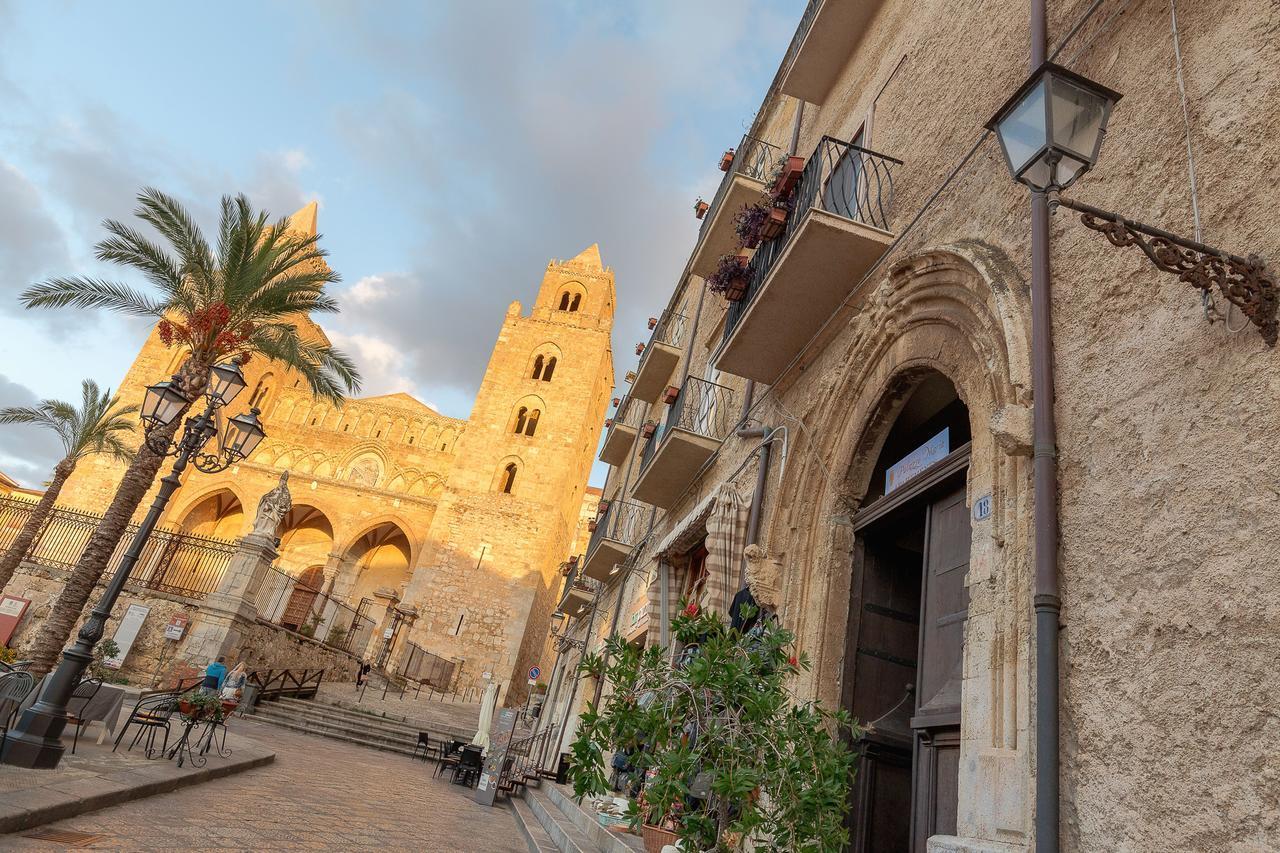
247, 371, 275, 412
438, 426, 457, 452
272, 396, 295, 425
492, 454, 524, 494
374, 416, 392, 440
276, 504, 336, 578
338, 444, 390, 488
528, 342, 565, 381
555, 281, 587, 312
423, 422, 440, 450
172, 486, 246, 539
762, 244, 1033, 836
507, 394, 548, 436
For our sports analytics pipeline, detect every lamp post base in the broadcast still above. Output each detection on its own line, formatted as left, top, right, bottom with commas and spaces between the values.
1, 704, 69, 769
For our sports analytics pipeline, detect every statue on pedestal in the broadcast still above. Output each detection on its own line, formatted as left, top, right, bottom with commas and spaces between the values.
251, 471, 293, 537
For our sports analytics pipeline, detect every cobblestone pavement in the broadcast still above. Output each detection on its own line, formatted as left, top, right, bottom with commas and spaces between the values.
2, 720, 529, 851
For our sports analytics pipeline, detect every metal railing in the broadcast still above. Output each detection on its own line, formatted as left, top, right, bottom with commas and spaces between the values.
557, 565, 602, 611
604, 395, 645, 443
698, 134, 786, 244
724, 137, 901, 343
397, 640, 461, 691
254, 562, 375, 654
640, 377, 738, 472
586, 499, 648, 555
0, 496, 236, 600
645, 309, 687, 352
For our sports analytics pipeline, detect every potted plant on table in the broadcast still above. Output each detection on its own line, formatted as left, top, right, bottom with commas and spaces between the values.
568, 603, 857, 852
178, 690, 226, 724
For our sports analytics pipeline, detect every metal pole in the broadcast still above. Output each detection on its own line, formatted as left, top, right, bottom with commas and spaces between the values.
1029, 0, 1060, 849
2, 406, 216, 768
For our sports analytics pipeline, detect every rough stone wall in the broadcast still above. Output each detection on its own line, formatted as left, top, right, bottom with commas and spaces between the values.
230, 618, 359, 683
599, 1, 1280, 850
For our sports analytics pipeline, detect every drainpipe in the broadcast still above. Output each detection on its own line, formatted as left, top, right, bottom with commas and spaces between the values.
789, 100, 804, 155
734, 426, 772, 587
1029, 0, 1061, 850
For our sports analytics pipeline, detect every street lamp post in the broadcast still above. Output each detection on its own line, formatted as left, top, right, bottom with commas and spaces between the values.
1, 362, 264, 769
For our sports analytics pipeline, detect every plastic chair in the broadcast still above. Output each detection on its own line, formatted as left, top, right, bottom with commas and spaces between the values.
67, 677, 103, 755
452, 745, 484, 787
433, 739, 465, 778
413, 732, 433, 762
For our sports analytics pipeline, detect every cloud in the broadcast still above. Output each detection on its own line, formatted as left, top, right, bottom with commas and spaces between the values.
325, 327, 419, 401
0, 373, 65, 488
0, 161, 69, 295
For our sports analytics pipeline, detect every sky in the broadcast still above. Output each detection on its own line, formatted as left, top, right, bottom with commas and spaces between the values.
0, 0, 803, 488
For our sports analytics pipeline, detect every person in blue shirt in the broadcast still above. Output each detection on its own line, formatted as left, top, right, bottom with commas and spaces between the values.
203, 656, 228, 690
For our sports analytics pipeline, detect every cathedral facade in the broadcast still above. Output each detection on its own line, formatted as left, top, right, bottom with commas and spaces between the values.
57, 204, 615, 697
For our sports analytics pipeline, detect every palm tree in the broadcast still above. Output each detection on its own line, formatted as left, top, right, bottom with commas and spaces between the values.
18, 188, 361, 675
0, 380, 137, 592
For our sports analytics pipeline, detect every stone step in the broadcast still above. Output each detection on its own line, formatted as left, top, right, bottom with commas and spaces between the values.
268, 697, 474, 742
511, 795, 560, 853
248, 708, 425, 759
280, 694, 482, 739
545, 784, 644, 853
523, 786, 596, 853
250, 705, 459, 756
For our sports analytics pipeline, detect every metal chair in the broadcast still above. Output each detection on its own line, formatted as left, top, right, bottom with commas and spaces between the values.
113, 691, 180, 758
433, 739, 465, 778
0, 670, 36, 759
413, 731, 432, 762
452, 745, 484, 787
66, 677, 103, 755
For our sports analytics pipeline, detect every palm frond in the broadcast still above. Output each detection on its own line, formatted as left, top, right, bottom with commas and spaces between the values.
94, 220, 185, 297
134, 188, 215, 293
20, 277, 168, 317
0, 406, 57, 427
249, 324, 361, 404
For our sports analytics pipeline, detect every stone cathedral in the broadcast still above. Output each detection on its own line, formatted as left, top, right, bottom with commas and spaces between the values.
56, 204, 615, 697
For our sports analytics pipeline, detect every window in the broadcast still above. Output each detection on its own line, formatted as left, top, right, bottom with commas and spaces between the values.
514, 407, 528, 434
524, 409, 540, 437
542, 357, 556, 381
247, 372, 274, 411
558, 292, 571, 311
531, 354, 557, 381
500, 463, 518, 494
532, 355, 545, 379
558, 291, 583, 312
570, 293, 581, 311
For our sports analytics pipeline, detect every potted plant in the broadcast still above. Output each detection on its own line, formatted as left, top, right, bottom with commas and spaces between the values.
635, 342, 645, 356
719, 148, 735, 171
760, 205, 788, 240
770, 155, 805, 198
605, 418, 614, 429
732, 203, 771, 249
707, 253, 751, 302
647, 316, 658, 330
178, 690, 226, 723
640, 421, 657, 440
662, 385, 680, 405
568, 603, 857, 852
694, 198, 709, 220
588, 519, 598, 533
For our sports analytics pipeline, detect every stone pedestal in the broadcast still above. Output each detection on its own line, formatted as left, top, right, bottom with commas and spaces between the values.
180, 533, 278, 666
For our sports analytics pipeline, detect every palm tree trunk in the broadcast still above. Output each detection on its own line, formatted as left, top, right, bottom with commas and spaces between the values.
24, 363, 205, 677
0, 460, 75, 594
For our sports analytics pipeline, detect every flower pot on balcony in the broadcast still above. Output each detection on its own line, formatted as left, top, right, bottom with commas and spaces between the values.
647, 317, 658, 330
723, 279, 749, 302
612, 397, 620, 407
760, 206, 787, 240
662, 385, 680, 404
597, 500, 609, 515
772, 155, 805, 197
641, 422, 657, 440
625, 370, 636, 384
604, 418, 613, 429
719, 149, 735, 172
635, 342, 645, 356
587, 519, 598, 532
694, 200, 709, 220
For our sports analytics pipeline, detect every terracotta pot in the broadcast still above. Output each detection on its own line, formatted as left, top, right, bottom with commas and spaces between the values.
612, 397, 620, 407
774, 155, 805, 196
760, 206, 787, 239
635, 343, 645, 356
647, 317, 658, 330
719, 149, 735, 171
642, 824, 679, 853
723, 279, 749, 302
587, 520, 598, 532
662, 385, 680, 404
604, 418, 613, 429
641, 422, 657, 439
694, 201, 709, 220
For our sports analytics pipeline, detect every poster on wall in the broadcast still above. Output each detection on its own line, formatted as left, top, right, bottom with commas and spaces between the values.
0, 595, 31, 647
105, 604, 151, 669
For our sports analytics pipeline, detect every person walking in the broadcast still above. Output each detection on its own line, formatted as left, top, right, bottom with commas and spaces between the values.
220, 661, 248, 700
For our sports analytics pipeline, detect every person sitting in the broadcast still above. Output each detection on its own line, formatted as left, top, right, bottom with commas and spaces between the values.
202, 656, 228, 691
220, 661, 247, 700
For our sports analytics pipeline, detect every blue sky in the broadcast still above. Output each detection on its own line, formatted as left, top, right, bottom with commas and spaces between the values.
0, 0, 803, 487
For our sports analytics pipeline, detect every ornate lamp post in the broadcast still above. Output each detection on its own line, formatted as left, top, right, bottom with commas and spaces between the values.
988, 62, 1278, 345
2, 362, 265, 769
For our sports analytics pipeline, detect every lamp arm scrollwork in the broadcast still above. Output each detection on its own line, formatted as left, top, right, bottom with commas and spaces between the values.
1052, 194, 1278, 347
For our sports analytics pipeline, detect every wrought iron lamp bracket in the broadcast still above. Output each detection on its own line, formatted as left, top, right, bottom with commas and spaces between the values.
1050, 193, 1278, 346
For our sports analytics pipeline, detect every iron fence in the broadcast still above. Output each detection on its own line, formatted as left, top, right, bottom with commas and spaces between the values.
397, 640, 460, 690
254, 562, 375, 654
0, 496, 236, 600
604, 394, 645, 443
724, 136, 901, 343
639, 377, 737, 473
698, 134, 786, 243
647, 309, 688, 351
585, 499, 647, 555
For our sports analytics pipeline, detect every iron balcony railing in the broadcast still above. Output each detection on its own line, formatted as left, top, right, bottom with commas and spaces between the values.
605, 394, 645, 439
639, 376, 738, 473
698, 133, 786, 244
586, 499, 647, 556
724, 136, 902, 343
0, 495, 236, 600
557, 565, 602, 609
645, 309, 688, 352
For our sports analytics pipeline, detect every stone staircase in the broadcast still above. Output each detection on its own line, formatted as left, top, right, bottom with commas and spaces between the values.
511, 783, 645, 853
248, 695, 477, 757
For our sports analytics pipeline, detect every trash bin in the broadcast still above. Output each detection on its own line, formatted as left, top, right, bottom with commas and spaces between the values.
239, 683, 260, 716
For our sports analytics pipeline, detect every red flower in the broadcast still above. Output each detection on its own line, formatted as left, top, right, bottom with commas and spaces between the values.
158, 320, 174, 347
788, 655, 798, 668
683, 602, 699, 618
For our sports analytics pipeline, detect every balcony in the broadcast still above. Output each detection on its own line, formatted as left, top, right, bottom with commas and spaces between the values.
689, 134, 785, 279
632, 377, 737, 509
581, 499, 647, 581
556, 567, 600, 618
780, 0, 885, 106
600, 395, 645, 467
716, 137, 900, 385
631, 310, 687, 403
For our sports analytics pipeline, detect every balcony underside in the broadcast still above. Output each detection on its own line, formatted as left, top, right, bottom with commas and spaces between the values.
582, 537, 630, 581
632, 341, 681, 403
716, 208, 892, 385
631, 429, 721, 509
781, 0, 884, 105
690, 174, 768, 279
559, 585, 593, 617
600, 422, 638, 466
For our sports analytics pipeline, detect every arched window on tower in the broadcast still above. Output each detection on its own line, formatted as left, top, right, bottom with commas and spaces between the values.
531, 355, 545, 380
525, 409, 540, 437
513, 407, 528, 434
569, 293, 582, 311
500, 463, 518, 494
247, 372, 274, 411
542, 357, 557, 381
558, 292, 571, 311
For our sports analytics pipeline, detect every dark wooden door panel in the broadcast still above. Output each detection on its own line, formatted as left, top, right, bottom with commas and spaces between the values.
916, 485, 970, 721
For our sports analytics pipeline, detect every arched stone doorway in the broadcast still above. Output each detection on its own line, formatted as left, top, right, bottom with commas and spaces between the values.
276, 505, 335, 579
337, 522, 414, 660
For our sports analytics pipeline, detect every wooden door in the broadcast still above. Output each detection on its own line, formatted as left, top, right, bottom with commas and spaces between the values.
910, 484, 970, 851
281, 566, 323, 630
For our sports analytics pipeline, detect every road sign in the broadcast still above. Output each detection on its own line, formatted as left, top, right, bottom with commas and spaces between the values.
528, 665, 541, 681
